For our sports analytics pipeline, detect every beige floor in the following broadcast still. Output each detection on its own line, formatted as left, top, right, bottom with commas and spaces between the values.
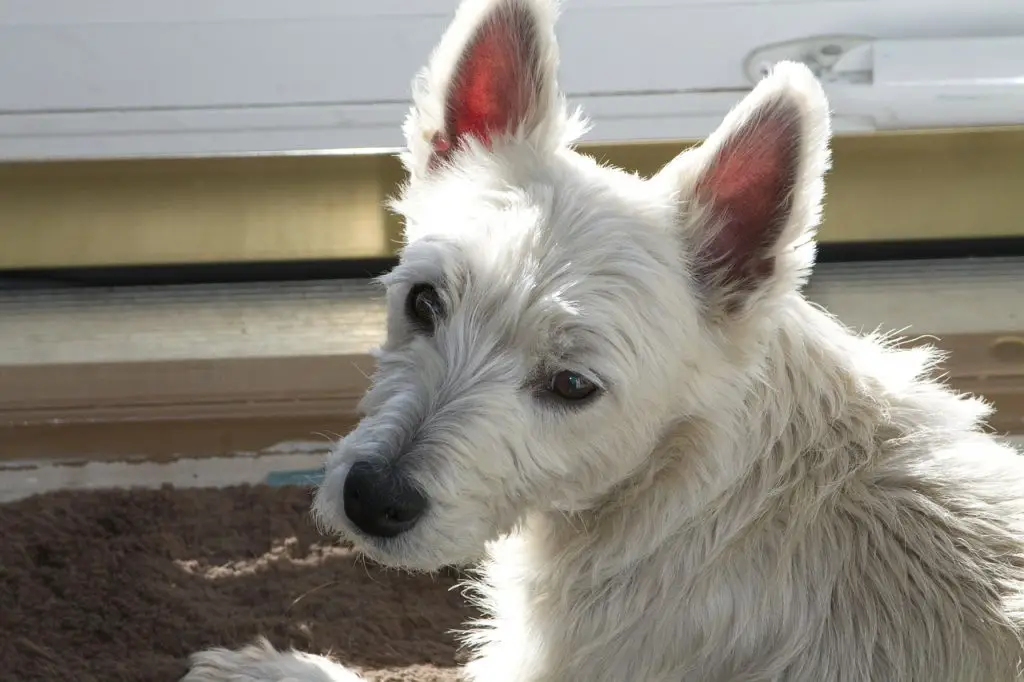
1, 259, 1022, 501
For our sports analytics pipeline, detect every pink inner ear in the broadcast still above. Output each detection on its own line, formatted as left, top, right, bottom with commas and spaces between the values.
444, 7, 536, 153
694, 110, 800, 287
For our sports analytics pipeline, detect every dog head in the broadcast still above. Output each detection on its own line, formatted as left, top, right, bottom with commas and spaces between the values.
313, 0, 832, 571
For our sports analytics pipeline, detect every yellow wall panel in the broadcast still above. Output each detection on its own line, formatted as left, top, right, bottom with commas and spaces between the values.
0, 128, 1022, 270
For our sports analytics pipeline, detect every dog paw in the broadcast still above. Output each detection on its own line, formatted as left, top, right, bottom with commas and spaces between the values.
181, 638, 363, 682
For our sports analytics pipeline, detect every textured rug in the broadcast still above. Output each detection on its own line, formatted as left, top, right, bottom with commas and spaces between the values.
0, 484, 473, 682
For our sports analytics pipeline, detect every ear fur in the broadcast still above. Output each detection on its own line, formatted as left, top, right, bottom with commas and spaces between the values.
656, 61, 832, 317
401, 0, 572, 180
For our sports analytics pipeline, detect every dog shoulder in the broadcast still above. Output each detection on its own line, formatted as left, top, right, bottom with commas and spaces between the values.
820, 432, 1024, 679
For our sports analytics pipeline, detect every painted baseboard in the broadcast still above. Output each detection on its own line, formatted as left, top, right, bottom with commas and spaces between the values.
3, 435, 1023, 505
0, 445, 329, 503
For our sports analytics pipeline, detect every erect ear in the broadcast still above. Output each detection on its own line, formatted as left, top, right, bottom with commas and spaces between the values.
656, 61, 832, 317
401, 0, 569, 179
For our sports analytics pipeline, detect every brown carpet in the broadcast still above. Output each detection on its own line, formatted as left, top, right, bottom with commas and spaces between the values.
0, 484, 475, 682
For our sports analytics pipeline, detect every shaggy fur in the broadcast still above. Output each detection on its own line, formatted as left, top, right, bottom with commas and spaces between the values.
183, 0, 1024, 680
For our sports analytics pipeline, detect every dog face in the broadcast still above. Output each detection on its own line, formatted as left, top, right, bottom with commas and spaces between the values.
313, 0, 831, 571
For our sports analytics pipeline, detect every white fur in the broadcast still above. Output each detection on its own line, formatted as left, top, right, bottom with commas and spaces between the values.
182, 1, 1024, 680
185, 638, 360, 682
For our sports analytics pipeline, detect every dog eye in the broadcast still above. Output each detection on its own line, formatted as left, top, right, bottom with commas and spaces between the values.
406, 283, 443, 332
549, 371, 599, 402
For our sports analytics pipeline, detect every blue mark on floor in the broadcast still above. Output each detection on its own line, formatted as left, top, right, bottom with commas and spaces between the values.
265, 468, 325, 488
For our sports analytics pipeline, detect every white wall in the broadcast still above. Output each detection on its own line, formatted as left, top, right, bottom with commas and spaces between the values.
1, 0, 1023, 160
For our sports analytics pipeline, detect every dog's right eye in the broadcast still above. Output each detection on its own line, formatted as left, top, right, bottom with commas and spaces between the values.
406, 283, 443, 333
548, 371, 600, 402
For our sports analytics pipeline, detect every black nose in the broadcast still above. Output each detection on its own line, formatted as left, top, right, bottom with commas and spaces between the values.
342, 461, 428, 538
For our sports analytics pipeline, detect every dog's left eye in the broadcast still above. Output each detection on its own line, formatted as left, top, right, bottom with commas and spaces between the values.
549, 371, 599, 402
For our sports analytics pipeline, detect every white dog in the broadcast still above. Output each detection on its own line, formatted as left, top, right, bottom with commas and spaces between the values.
183, 0, 1024, 679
